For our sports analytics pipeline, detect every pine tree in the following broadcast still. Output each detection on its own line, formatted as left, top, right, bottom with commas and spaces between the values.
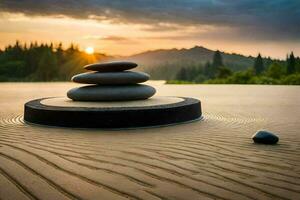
35, 49, 58, 81
287, 52, 296, 74
296, 57, 300, 73
254, 53, 264, 75
209, 50, 224, 78
212, 50, 223, 68
176, 67, 188, 80
204, 62, 212, 78
56, 42, 64, 65
217, 66, 232, 78
267, 62, 284, 79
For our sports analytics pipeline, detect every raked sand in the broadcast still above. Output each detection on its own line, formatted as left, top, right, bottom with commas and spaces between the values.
0, 82, 299, 200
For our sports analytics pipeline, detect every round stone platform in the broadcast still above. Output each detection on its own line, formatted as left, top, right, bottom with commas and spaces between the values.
24, 97, 201, 128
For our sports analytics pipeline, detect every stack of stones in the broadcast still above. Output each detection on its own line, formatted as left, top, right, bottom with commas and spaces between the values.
67, 61, 156, 101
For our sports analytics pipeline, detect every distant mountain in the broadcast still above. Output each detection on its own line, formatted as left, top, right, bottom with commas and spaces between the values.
116, 46, 257, 80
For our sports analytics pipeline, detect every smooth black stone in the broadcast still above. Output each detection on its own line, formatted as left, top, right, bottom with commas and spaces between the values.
84, 61, 137, 72
24, 97, 202, 128
252, 130, 279, 144
72, 71, 149, 84
67, 84, 156, 101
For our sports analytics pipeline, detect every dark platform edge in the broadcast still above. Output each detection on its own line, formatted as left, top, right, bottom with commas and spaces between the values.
24, 97, 202, 128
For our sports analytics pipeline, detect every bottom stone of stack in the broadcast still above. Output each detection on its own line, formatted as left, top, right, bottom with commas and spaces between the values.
24, 97, 202, 128
67, 84, 156, 101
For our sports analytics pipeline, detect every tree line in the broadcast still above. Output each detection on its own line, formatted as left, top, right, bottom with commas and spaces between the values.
169, 51, 300, 85
0, 41, 103, 81
1, 41, 300, 84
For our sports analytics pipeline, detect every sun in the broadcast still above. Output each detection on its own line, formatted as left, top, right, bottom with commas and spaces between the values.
85, 47, 94, 54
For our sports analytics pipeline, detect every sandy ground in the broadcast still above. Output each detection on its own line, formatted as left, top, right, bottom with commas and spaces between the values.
0, 82, 299, 200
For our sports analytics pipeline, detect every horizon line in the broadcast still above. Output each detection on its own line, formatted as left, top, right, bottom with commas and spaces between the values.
0, 41, 297, 61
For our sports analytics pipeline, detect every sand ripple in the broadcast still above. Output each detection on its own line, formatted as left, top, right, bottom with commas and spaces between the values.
0, 114, 24, 126
0, 83, 300, 200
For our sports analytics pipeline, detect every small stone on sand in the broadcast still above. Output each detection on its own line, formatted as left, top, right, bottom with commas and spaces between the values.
252, 130, 279, 144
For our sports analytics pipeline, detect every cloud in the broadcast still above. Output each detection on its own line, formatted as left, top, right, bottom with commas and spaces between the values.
101, 36, 129, 41
83, 35, 139, 45
83, 35, 129, 41
140, 23, 184, 32
0, 0, 300, 41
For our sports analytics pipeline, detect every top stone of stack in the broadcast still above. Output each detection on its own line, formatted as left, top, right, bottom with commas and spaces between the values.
84, 61, 137, 72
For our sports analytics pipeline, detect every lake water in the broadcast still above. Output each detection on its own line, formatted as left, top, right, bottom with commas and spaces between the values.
0, 82, 300, 199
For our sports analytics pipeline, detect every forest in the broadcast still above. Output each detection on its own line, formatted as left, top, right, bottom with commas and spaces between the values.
0, 41, 300, 85
167, 51, 300, 85
0, 41, 109, 81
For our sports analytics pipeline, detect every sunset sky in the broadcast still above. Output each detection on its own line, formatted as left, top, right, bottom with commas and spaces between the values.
0, 0, 299, 59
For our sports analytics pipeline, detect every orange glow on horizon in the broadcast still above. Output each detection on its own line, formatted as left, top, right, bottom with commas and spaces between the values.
85, 47, 94, 54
